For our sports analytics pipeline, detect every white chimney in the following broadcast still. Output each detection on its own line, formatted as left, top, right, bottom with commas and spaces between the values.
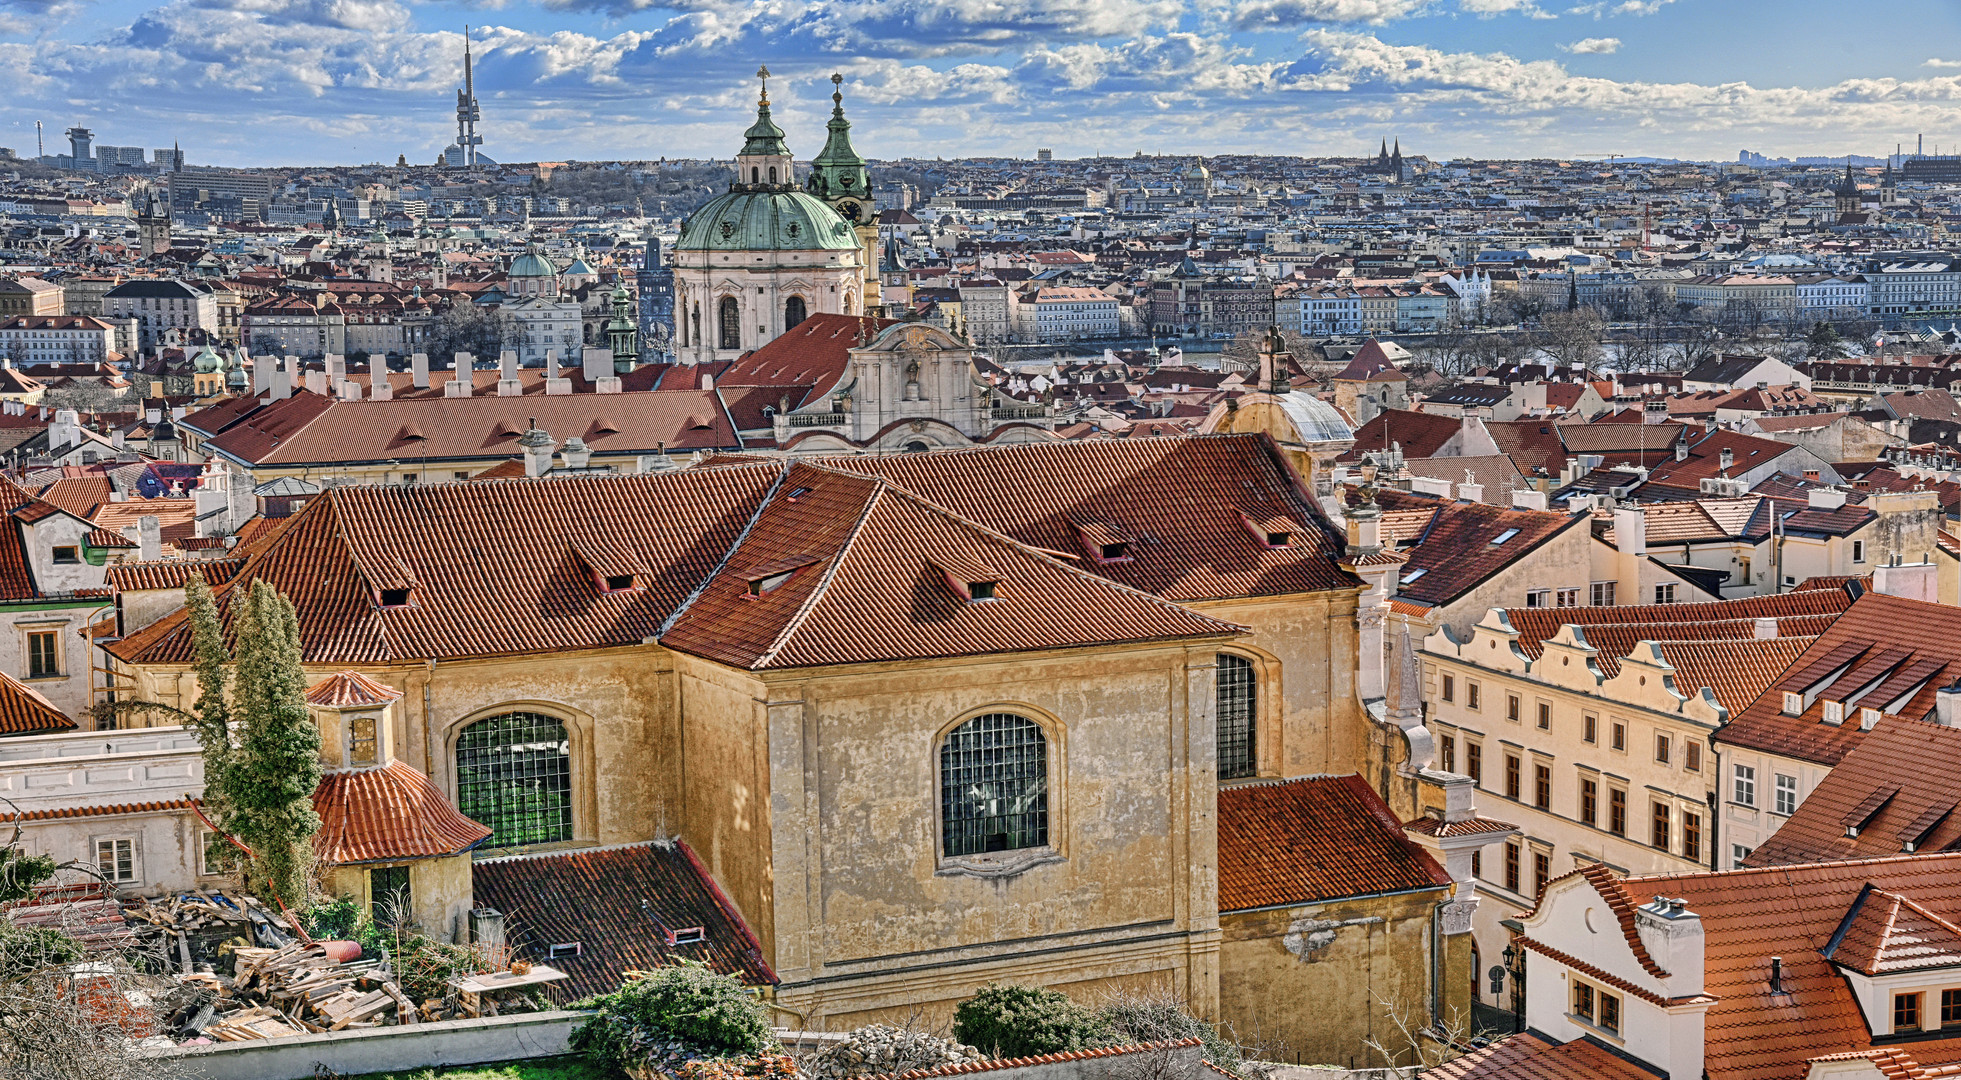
370, 363, 392, 401
137, 514, 161, 562
596, 376, 623, 394
1874, 557, 1939, 602
517, 423, 554, 478
499, 349, 518, 380
545, 349, 559, 382
1614, 505, 1647, 557
252, 354, 272, 394
411, 351, 430, 389
1938, 683, 1961, 727
325, 352, 346, 384
1511, 488, 1549, 511
453, 351, 474, 373
305, 368, 328, 396
559, 436, 591, 470
582, 346, 612, 383
1457, 481, 1485, 503
1754, 616, 1779, 639
1808, 487, 1848, 510
443, 379, 470, 398
497, 378, 522, 397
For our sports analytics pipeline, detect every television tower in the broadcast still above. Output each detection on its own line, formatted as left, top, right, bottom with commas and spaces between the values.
454, 25, 482, 168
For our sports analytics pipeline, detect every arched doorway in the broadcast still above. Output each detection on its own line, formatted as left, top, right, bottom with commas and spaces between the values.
785, 296, 807, 331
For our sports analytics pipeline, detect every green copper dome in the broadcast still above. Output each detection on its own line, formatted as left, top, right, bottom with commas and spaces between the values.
509, 245, 556, 277
807, 74, 871, 213
675, 189, 859, 253
192, 344, 223, 374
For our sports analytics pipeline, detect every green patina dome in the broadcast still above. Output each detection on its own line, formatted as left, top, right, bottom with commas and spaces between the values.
193, 344, 223, 373
509, 246, 557, 277
675, 189, 859, 253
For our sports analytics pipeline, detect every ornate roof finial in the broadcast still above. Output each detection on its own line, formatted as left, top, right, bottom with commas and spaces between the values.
757, 64, 771, 106
831, 72, 844, 110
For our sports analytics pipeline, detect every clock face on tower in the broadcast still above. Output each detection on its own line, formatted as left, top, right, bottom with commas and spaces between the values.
836, 200, 862, 223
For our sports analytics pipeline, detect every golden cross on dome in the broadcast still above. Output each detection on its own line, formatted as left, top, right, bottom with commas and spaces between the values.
757, 64, 771, 105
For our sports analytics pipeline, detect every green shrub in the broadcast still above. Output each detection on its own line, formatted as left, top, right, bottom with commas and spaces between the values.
0, 924, 84, 979
952, 984, 1112, 1059
571, 962, 775, 1074
303, 895, 364, 940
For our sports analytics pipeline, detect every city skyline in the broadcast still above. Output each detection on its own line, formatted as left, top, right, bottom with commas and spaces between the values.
5, 0, 1961, 167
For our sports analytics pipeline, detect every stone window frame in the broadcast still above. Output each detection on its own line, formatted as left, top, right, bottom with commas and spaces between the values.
931, 703, 1069, 880
441, 700, 598, 852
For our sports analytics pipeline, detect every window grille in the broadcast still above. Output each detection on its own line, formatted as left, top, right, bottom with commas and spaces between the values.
455, 712, 573, 849
940, 713, 1048, 858
1216, 655, 1256, 779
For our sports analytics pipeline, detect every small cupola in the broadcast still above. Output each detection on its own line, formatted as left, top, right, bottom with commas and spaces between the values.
305, 670, 405, 772
734, 65, 795, 192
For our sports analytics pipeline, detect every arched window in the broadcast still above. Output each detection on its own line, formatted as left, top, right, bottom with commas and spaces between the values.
718, 297, 741, 350
904, 440, 930, 453
940, 713, 1048, 857
455, 711, 572, 848
784, 296, 807, 330
751, 166, 760, 184
768, 166, 778, 184
1217, 654, 1256, 779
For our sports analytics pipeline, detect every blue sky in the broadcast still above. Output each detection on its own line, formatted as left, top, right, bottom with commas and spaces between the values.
5, 0, 1961, 166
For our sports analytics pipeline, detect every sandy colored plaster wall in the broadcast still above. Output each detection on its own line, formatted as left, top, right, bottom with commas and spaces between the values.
673, 654, 777, 965
1218, 890, 1441, 1070
1189, 591, 1364, 780
759, 642, 1224, 1026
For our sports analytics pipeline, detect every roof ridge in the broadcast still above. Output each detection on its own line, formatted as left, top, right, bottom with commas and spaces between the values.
751, 470, 885, 669
656, 460, 793, 638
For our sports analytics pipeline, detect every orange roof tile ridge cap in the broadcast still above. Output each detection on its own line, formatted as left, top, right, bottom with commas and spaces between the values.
751, 474, 889, 669
1624, 845, 1961, 885
870, 479, 1251, 636
473, 837, 665, 865
656, 460, 795, 640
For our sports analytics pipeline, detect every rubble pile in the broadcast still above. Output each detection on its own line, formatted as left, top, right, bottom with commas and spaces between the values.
156, 940, 420, 1041
803, 1026, 985, 1079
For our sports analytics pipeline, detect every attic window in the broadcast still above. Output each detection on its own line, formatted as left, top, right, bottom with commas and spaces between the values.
784, 486, 811, 501
547, 942, 582, 959
666, 926, 706, 946
1401, 567, 1429, 584
51, 547, 78, 565
378, 588, 411, 608
1239, 510, 1302, 551
1782, 690, 1803, 715
1491, 529, 1521, 545
1099, 542, 1130, 561
749, 571, 794, 597
1072, 518, 1135, 564
932, 555, 1003, 602
602, 573, 637, 593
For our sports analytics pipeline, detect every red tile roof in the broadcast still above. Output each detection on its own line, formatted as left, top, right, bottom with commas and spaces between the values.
1653, 635, 1819, 715
1503, 586, 1856, 659
1340, 408, 1463, 461
310, 761, 491, 865
1598, 851, 1961, 1080
304, 670, 402, 707
1747, 717, 1961, 867
1217, 774, 1450, 912
715, 313, 893, 410
470, 839, 776, 997
1368, 489, 1585, 608
105, 557, 245, 593
0, 671, 75, 736
1716, 593, 1961, 767
1828, 885, 1961, 975
660, 462, 1243, 670
816, 434, 1359, 601
1426, 1032, 1664, 1080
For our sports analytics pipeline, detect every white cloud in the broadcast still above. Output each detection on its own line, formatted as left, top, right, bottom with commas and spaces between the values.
1613, 0, 1672, 12
1230, 0, 1428, 29
1459, 0, 1553, 18
1926, 58, 1961, 69
1561, 36, 1618, 53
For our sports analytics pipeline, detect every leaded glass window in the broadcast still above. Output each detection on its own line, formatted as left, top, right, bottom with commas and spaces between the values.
940, 713, 1048, 857
456, 712, 572, 849
1217, 654, 1257, 779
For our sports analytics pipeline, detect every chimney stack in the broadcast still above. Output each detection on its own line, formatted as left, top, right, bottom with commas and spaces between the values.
517, 421, 554, 478
582, 346, 612, 383
411, 351, 430, 389
138, 514, 161, 562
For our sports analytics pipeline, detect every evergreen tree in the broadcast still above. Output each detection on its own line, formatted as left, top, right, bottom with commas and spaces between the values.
185, 575, 237, 829
227, 580, 322, 907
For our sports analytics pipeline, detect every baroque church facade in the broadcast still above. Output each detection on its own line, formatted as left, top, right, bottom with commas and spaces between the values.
672, 69, 869, 364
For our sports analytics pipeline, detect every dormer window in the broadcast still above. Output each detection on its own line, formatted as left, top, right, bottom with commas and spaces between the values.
1072, 518, 1135, 564
602, 573, 637, 593
932, 555, 1002, 602
378, 588, 411, 608
739, 553, 820, 599
1239, 510, 1302, 551
1783, 691, 1803, 715
1823, 699, 1845, 726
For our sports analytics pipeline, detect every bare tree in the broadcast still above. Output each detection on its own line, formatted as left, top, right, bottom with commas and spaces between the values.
1359, 989, 1477, 1072
1539, 308, 1606, 369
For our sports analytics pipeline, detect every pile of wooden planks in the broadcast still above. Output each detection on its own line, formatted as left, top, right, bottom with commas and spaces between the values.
175, 941, 421, 1041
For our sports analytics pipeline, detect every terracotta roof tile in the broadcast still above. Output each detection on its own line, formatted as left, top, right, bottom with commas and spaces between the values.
1217, 774, 1451, 911
1365, 489, 1585, 607
1601, 851, 1961, 1080
310, 761, 491, 865
1716, 593, 1961, 767
304, 670, 403, 707
1748, 718, 1961, 867
0, 672, 75, 736
1425, 1032, 1665, 1080
470, 840, 776, 997
1827, 885, 1961, 975
105, 557, 245, 593
1340, 408, 1463, 461
816, 434, 1358, 601
1506, 586, 1856, 659
661, 462, 1243, 670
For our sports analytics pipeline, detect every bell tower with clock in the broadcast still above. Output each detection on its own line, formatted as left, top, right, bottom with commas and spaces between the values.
806, 74, 882, 316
